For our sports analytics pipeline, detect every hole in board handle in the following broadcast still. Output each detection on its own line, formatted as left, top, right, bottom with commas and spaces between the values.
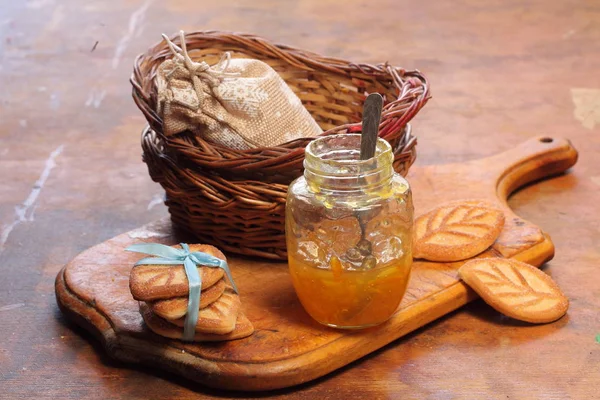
540, 137, 553, 143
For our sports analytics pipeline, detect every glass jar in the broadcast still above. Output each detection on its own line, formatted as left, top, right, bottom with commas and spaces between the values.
286, 134, 414, 329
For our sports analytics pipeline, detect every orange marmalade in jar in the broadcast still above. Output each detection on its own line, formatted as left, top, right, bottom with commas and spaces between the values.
286, 134, 413, 329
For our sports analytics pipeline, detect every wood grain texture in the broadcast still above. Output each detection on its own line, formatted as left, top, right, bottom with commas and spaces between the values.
1, 0, 600, 398
55, 137, 576, 391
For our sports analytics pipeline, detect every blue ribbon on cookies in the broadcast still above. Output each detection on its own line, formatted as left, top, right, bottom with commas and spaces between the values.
125, 243, 238, 341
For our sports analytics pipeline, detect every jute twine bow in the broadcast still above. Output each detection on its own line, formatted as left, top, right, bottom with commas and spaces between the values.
159, 30, 239, 108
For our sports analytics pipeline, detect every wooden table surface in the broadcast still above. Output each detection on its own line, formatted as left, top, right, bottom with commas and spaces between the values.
1, 0, 599, 398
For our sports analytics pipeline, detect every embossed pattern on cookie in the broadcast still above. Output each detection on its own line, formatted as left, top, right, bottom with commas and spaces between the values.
149, 278, 227, 320
459, 258, 569, 323
167, 287, 241, 334
413, 200, 505, 262
140, 303, 254, 342
129, 244, 226, 301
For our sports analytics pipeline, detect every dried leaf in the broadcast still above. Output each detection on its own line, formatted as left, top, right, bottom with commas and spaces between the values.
459, 258, 569, 323
413, 200, 505, 262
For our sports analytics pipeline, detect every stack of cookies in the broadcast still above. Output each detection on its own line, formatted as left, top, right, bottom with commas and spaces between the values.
129, 244, 254, 341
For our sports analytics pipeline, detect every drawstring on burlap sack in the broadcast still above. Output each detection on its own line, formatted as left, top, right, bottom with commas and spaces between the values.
154, 30, 322, 150
157, 31, 239, 114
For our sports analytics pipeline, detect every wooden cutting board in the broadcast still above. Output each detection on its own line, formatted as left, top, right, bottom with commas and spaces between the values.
55, 136, 577, 391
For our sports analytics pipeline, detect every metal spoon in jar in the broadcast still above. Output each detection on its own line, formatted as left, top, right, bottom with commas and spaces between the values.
360, 93, 383, 161
348, 93, 383, 269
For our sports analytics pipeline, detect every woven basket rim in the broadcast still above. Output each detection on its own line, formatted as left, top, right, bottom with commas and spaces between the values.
140, 122, 416, 171
131, 30, 431, 154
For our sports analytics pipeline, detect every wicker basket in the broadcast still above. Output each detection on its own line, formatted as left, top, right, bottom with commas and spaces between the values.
131, 31, 430, 260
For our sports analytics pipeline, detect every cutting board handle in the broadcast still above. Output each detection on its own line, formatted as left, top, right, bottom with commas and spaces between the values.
479, 136, 579, 199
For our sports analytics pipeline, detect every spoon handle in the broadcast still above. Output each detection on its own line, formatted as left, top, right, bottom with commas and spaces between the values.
360, 93, 384, 160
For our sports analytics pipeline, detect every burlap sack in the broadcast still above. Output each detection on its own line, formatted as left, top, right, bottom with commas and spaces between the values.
155, 31, 322, 150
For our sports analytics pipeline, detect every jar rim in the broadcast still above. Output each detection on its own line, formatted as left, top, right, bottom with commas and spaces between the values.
304, 134, 393, 171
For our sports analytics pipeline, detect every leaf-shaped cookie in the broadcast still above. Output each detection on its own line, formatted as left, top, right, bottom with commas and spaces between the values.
413, 200, 505, 261
140, 303, 254, 342
149, 278, 227, 320
129, 244, 225, 301
167, 287, 241, 335
459, 258, 569, 323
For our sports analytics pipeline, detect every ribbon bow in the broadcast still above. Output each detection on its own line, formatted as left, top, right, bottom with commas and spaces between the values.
126, 243, 238, 341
